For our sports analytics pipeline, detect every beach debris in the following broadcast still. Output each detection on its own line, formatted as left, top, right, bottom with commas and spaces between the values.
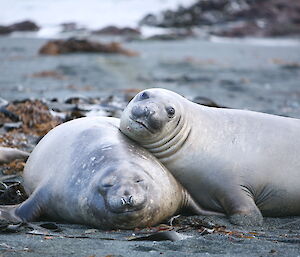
3, 100, 62, 137
0, 100, 62, 171
39, 38, 138, 56
0, 178, 27, 205
0, 106, 20, 122
0, 20, 39, 35
29, 70, 66, 80
0, 220, 26, 233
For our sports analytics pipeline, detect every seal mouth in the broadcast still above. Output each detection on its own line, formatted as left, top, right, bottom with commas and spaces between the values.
129, 117, 154, 134
109, 206, 144, 215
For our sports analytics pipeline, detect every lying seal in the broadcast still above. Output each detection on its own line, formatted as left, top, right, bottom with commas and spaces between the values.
120, 88, 300, 226
0, 117, 204, 229
0, 147, 29, 164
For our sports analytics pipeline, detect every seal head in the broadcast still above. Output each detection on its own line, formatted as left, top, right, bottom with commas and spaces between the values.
121, 89, 186, 144
120, 89, 192, 161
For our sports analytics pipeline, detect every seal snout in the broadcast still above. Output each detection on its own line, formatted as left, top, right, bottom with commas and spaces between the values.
102, 177, 148, 214
108, 193, 146, 214
131, 105, 154, 119
120, 195, 134, 206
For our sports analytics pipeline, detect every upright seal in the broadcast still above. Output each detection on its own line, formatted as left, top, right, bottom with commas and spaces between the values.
0, 117, 203, 229
120, 88, 300, 226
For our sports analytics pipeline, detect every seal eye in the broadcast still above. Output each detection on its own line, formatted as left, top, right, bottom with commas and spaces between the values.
135, 179, 144, 183
102, 183, 114, 188
139, 91, 149, 100
166, 107, 175, 118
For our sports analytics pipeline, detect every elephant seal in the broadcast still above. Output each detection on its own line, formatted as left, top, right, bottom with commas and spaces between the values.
120, 88, 300, 226
0, 117, 206, 229
0, 147, 29, 164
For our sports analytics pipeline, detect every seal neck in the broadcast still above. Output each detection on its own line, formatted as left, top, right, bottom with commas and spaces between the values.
142, 110, 192, 163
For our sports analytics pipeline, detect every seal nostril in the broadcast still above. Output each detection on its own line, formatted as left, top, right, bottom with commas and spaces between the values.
120, 196, 134, 206
121, 197, 127, 206
128, 195, 134, 205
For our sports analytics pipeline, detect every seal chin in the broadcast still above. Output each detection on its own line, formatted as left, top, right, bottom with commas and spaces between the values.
120, 109, 156, 141
129, 117, 154, 134
108, 205, 145, 214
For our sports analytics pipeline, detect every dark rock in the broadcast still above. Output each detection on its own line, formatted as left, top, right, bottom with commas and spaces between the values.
139, 14, 158, 27
9, 20, 39, 32
139, 0, 229, 27
0, 20, 39, 35
39, 38, 138, 56
146, 29, 194, 40
212, 22, 264, 37
139, 0, 300, 37
92, 25, 141, 36
0, 26, 12, 35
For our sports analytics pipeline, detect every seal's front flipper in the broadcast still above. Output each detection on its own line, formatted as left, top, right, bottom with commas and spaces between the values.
0, 188, 47, 223
0, 147, 29, 164
229, 210, 263, 226
183, 192, 225, 216
222, 192, 263, 226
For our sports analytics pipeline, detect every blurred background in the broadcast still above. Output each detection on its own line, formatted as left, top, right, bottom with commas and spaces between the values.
0, 0, 300, 116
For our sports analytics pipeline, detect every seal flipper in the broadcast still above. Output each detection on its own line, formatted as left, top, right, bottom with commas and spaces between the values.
221, 191, 263, 226
182, 192, 225, 216
0, 187, 48, 223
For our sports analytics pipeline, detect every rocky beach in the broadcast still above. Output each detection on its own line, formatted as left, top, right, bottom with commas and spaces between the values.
1, 0, 300, 256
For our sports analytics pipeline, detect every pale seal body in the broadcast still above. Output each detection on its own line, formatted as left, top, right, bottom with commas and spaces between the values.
120, 88, 300, 226
1, 117, 199, 229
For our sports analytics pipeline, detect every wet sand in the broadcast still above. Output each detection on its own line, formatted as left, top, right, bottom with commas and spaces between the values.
0, 216, 300, 257
1, 36, 300, 117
